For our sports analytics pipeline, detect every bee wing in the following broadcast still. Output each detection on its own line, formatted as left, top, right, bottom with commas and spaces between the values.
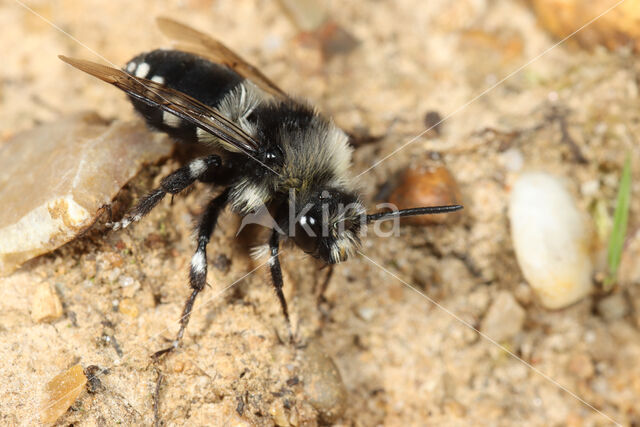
59, 55, 260, 154
156, 17, 287, 99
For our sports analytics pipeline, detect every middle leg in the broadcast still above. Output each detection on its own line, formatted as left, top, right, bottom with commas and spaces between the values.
154, 188, 230, 358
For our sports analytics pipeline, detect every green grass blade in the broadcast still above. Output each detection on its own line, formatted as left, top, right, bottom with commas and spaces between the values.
605, 155, 632, 288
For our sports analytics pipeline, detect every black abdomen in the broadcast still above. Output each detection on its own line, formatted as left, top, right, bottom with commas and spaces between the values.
125, 50, 243, 142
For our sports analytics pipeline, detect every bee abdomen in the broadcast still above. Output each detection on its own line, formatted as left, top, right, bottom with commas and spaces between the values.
125, 49, 244, 142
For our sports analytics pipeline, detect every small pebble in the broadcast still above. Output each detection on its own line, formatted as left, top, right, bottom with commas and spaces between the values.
443, 399, 467, 417
298, 341, 347, 423
278, 0, 327, 32
213, 254, 232, 273
619, 229, 640, 286
509, 172, 593, 309
40, 364, 87, 424
580, 179, 599, 196
118, 298, 139, 318
389, 165, 463, 225
31, 282, 63, 323
357, 307, 376, 322
567, 352, 595, 379
269, 400, 290, 426
481, 291, 525, 342
118, 275, 134, 287
597, 293, 629, 321
500, 148, 524, 172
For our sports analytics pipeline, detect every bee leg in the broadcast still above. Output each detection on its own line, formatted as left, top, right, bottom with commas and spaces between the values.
109, 155, 221, 230
268, 230, 294, 343
153, 188, 230, 359
316, 264, 334, 305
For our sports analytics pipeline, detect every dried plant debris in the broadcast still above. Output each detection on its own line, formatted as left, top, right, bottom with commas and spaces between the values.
41, 364, 87, 424
0, 113, 173, 275
529, 0, 640, 51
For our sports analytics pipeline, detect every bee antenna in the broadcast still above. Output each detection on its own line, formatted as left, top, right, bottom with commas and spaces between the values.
365, 205, 463, 223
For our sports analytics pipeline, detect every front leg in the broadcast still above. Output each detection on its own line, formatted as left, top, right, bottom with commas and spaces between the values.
268, 230, 293, 342
110, 155, 221, 230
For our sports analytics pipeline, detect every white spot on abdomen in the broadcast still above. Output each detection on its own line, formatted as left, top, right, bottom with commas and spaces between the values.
162, 111, 182, 128
151, 75, 165, 84
126, 62, 136, 73
135, 62, 150, 78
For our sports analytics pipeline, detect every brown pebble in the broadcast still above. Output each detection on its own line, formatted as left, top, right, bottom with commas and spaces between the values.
41, 364, 87, 424
103, 252, 124, 268
31, 282, 63, 323
172, 360, 185, 373
389, 165, 463, 225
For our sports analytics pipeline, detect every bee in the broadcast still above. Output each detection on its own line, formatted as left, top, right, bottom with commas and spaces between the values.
59, 18, 462, 356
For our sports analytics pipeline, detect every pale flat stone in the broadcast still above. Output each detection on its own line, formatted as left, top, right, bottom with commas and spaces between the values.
0, 113, 173, 275
30, 282, 63, 323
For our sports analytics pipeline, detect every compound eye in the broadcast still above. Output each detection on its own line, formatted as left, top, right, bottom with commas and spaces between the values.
294, 215, 319, 254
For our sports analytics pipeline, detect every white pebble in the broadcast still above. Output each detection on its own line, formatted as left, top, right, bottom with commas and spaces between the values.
500, 148, 524, 172
508, 172, 593, 309
357, 307, 376, 321
580, 179, 599, 196
118, 275, 134, 287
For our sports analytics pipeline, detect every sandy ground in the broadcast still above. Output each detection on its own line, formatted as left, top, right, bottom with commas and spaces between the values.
2, 0, 640, 425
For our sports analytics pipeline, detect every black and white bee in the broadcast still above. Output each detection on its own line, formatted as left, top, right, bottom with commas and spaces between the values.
59, 18, 462, 356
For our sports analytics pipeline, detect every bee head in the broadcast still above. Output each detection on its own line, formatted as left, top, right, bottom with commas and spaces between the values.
292, 188, 365, 264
